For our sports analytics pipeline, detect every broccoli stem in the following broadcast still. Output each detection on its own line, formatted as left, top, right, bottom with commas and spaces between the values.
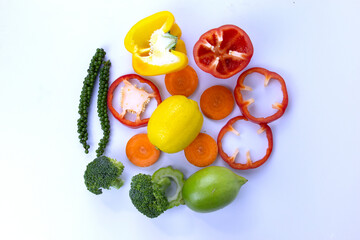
111, 178, 124, 189
156, 177, 171, 192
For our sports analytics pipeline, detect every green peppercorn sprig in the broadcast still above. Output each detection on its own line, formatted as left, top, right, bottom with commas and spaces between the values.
77, 48, 106, 154
96, 60, 111, 157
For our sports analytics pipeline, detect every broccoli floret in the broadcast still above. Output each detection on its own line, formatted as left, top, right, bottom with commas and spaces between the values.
84, 156, 124, 195
129, 174, 170, 218
129, 166, 185, 218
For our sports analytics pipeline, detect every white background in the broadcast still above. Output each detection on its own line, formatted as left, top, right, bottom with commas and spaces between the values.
1, 0, 360, 239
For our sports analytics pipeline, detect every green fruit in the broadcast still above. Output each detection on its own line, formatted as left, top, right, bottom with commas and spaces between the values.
182, 166, 247, 213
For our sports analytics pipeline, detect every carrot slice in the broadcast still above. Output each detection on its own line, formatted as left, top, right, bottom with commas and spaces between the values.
165, 65, 198, 97
200, 85, 234, 120
126, 133, 160, 167
184, 133, 218, 167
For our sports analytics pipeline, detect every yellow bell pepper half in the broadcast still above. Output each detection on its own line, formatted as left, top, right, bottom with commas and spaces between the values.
124, 11, 188, 76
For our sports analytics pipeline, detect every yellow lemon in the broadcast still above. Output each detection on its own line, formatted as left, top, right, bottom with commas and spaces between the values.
148, 95, 203, 153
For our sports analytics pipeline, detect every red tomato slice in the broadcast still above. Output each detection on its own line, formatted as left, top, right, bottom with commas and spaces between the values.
193, 25, 253, 79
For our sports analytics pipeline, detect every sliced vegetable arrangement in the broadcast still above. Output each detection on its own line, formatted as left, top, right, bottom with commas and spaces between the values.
234, 67, 288, 123
124, 11, 188, 76
200, 85, 234, 120
126, 133, 160, 167
165, 65, 198, 97
193, 25, 253, 79
78, 11, 289, 218
184, 133, 218, 167
217, 116, 273, 170
107, 74, 162, 128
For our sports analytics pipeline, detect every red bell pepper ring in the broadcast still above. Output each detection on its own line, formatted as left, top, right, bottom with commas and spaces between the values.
217, 116, 273, 170
234, 67, 288, 124
107, 74, 162, 128
193, 25, 253, 79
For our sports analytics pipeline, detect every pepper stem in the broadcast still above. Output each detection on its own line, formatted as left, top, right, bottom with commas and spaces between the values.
164, 32, 178, 50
